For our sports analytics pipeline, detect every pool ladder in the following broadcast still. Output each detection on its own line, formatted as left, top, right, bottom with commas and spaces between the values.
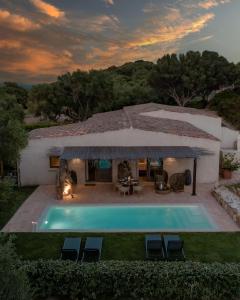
31, 221, 38, 232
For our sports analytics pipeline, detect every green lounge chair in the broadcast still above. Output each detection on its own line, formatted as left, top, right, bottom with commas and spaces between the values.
145, 235, 165, 260
163, 235, 185, 261
82, 237, 103, 262
61, 237, 81, 261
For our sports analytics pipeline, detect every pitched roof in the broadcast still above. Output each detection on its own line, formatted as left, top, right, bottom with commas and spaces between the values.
29, 103, 219, 141
124, 102, 218, 117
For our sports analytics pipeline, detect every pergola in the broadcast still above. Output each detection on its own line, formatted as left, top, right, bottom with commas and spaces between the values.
58, 146, 212, 196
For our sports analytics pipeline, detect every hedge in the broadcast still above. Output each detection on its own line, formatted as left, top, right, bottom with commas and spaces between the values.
21, 260, 240, 300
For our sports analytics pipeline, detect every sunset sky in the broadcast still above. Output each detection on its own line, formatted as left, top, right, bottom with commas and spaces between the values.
0, 0, 239, 83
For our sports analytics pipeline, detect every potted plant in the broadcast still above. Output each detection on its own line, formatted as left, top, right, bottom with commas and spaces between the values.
221, 153, 240, 179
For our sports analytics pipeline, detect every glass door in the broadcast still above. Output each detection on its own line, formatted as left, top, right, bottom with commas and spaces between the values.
88, 159, 112, 182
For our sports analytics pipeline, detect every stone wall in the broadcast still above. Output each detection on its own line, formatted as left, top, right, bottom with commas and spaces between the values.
213, 185, 240, 227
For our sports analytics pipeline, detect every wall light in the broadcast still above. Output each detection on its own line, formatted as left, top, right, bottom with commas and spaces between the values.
166, 157, 176, 163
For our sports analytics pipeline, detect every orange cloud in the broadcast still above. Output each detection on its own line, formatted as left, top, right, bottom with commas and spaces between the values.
0, 39, 22, 49
30, 0, 65, 19
0, 9, 40, 31
104, 0, 114, 5
127, 13, 214, 47
198, 0, 231, 9
2, 47, 74, 75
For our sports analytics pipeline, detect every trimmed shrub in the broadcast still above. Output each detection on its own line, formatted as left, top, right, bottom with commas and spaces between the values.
0, 234, 31, 300
0, 178, 14, 203
21, 260, 240, 300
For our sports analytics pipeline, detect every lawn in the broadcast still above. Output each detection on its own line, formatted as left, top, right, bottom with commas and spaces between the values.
14, 232, 240, 262
0, 186, 36, 229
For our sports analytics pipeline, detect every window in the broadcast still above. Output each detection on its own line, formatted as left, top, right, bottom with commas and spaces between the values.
49, 156, 60, 168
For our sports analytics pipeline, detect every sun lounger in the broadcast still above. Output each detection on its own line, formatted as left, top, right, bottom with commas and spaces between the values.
145, 235, 165, 260
82, 237, 103, 262
163, 235, 185, 261
60, 237, 81, 261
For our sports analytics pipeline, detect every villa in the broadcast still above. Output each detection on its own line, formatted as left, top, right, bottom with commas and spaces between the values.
3, 102, 240, 233
19, 103, 240, 195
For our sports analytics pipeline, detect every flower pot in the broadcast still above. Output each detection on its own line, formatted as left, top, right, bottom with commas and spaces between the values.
223, 169, 232, 179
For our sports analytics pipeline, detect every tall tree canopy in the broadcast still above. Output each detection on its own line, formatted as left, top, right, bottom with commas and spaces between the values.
27, 50, 240, 121
0, 90, 27, 176
57, 70, 114, 121
209, 90, 240, 130
28, 83, 64, 121
149, 51, 238, 106
2, 82, 28, 109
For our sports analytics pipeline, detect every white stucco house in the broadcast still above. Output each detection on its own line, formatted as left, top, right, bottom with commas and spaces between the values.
19, 103, 240, 195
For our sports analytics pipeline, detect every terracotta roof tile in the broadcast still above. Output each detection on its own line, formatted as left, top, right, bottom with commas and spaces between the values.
124, 102, 218, 117
29, 103, 219, 141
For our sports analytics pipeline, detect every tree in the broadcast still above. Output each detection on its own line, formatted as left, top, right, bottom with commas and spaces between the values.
2, 82, 28, 109
149, 51, 238, 106
209, 90, 240, 130
0, 234, 31, 300
28, 83, 64, 121
0, 92, 27, 177
199, 51, 237, 102
58, 70, 115, 121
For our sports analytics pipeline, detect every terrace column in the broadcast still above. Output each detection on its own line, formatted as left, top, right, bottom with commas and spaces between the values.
192, 158, 197, 196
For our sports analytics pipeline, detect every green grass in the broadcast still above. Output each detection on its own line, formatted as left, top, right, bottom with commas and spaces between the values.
0, 186, 36, 229
14, 232, 240, 263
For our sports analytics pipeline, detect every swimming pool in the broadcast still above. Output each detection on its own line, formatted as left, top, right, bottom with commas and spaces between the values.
37, 204, 217, 232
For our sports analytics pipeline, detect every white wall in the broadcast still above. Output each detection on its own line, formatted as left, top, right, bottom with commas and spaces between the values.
141, 110, 222, 139
221, 127, 239, 150
20, 128, 220, 186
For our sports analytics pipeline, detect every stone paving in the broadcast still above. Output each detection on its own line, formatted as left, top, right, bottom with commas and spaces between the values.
2, 181, 240, 232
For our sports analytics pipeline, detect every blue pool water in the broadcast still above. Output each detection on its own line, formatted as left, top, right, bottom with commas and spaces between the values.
38, 205, 217, 231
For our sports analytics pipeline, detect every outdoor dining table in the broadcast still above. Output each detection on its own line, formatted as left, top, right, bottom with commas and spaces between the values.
121, 180, 139, 195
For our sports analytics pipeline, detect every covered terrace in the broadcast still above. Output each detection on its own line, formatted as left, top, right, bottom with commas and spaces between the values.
55, 146, 212, 198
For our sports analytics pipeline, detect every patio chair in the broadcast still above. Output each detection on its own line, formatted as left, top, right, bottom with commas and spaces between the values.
163, 235, 185, 261
133, 185, 143, 194
145, 235, 165, 260
114, 182, 122, 191
169, 173, 185, 192
119, 185, 129, 196
81, 237, 103, 263
60, 237, 81, 261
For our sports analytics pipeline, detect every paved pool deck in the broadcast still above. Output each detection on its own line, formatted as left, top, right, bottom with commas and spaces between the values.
2, 181, 240, 232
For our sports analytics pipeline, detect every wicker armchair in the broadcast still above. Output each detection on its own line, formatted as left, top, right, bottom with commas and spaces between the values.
169, 173, 185, 192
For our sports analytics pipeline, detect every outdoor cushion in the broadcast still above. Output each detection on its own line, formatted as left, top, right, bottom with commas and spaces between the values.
61, 237, 81, 261
163, 235, 185, 261
145, 235, 165, 260
82, 237, 103, 262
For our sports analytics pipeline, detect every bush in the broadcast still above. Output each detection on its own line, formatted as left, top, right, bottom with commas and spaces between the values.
21, 260, 240, 300
0, 234, 31, 300
0, 178, 14, 203
222, 153, 240, 171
